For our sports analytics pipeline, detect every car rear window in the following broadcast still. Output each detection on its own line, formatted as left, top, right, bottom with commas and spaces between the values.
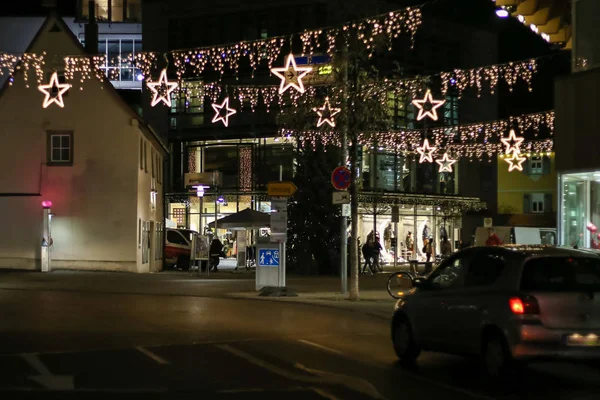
521, 257, 600, 292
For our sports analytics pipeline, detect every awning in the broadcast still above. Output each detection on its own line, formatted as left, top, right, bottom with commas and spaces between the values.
208, 208, 271, 230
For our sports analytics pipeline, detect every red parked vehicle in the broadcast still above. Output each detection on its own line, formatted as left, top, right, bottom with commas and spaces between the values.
165, 228, 197, 270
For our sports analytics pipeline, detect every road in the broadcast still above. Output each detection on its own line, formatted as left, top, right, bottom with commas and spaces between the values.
0, 272, 599, 399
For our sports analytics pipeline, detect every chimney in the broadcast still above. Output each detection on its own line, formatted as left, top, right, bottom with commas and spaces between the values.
84, 1, 99, 55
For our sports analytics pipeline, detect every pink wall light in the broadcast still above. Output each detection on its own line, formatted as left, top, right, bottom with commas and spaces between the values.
42, 200, 53, 209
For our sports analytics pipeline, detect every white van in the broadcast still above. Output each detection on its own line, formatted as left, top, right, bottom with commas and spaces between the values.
474, 226, 557, 246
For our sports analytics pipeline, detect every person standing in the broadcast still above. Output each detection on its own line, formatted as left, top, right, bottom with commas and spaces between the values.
485, 228, 503, 246
440, 237, 452, 258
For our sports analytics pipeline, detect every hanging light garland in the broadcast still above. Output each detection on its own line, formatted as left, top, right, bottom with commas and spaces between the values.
166, 6, 421, 79
281, 110, 555, 160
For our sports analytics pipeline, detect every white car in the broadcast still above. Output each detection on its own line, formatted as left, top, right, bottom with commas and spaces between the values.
391, 246, 600, 377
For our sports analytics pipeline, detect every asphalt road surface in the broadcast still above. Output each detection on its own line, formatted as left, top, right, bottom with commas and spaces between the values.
0, 280, 599, 399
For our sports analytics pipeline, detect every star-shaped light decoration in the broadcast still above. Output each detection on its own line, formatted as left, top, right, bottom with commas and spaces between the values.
504, 152, 527, 172
270, 53, 313, 94
313, 97, 341, 128
435, 153, 457, 173
38, 72, 71, 108
411, 90, 446, 121
500, 129, 525, 155
147, 69, 178, 107
211, 97, 237, 127
416, 139, 437, 163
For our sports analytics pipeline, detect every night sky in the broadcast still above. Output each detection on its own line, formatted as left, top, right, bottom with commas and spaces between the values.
0, 0, 569, 114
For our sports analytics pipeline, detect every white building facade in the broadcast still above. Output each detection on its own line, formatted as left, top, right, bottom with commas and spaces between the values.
0, 14, 166, 273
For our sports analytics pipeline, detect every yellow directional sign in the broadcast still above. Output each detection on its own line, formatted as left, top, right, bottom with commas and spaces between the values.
268, 181, 298, 197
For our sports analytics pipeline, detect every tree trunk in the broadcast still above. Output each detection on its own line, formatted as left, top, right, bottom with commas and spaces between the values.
349, 129, 360, 301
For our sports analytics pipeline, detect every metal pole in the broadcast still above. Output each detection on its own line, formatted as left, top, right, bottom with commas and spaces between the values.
394, 212, 398, 269
340, 48, 349, 294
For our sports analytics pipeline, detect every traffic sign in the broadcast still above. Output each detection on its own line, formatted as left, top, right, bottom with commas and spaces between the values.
332, 191, 350, 205
331, 166, 351, 190
268, 181, 297, 197
258, 248, 280, 267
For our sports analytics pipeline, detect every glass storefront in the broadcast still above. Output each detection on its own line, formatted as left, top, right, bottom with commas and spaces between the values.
559, 171, 600, 248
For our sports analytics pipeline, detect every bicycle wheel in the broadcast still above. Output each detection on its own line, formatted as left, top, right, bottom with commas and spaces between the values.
387, 271, 414, 299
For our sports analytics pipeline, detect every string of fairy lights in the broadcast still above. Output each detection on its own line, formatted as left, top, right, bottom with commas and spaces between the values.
281, 110, 555, 165
0, 1, 557, 173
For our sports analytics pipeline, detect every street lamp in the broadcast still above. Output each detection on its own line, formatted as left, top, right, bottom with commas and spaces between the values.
495, 9, 509, 18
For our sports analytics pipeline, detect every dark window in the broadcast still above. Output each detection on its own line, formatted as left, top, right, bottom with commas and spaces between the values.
464, 252, 506, 287
47, 131, 73, 165
521, 257, 600, 292
167, 230, 188, 246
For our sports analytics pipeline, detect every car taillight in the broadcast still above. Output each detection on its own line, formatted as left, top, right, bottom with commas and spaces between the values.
509, 295, 540, 315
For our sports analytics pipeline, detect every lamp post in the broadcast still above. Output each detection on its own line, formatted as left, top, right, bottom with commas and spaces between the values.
41, 200, 53, 272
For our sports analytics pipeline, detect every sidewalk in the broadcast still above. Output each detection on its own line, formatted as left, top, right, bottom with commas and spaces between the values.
227, 274, 397, 320
0, 268, 398, 319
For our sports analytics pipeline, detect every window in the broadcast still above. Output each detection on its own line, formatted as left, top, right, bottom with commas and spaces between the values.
530, 156, 543, 174
172, 208, 186, 226
464, 252, 506, 287
155, 223, 164, 260
167, 230, 188, 246
151, 148, 155, 178
531, 193, 545, 213
139, 137, 143, 170
144, 142, 148, 172
157, 156, 162, 184
521, 257, 600, 292
47, 131, 73, 165
427, 252, 471, 289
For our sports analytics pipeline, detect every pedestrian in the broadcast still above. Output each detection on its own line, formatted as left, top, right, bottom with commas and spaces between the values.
373, 235, 383, 272
440, 237, 452, 258
485, 228, 502, 246
423, 237, 433, 263
209, 237, 223, 272
361, 237, 374, 274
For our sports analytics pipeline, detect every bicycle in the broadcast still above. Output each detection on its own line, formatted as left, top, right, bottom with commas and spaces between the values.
386, 256, 445, 299
386, 271, 416, 299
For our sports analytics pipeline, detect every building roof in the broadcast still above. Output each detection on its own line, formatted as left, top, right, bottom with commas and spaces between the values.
0, 12, 168, 155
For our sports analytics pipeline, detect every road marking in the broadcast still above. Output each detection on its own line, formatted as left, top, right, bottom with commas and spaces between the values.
136, 346, 170, 365
297, 339, 345, 356
217, 344, 386, 399
22, 354, 74, 390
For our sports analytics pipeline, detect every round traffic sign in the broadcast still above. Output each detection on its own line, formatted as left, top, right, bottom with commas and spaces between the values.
331, 166, 351, 190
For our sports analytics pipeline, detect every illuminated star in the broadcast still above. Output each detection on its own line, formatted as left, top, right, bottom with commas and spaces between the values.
416, 139, 437, 163
412, 90, 446, 121
38, 72, 71, 108
435, 153, 457, 173
147, 69, 178, 107
500, 129, 525, 155
313, 97, 341, 128
504, 152, 527, 172
270, 53, 313, 94
211, 97, 237, 127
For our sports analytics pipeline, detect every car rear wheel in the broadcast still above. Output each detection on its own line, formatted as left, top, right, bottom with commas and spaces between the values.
393, 318, 420, 364
482, 334, 516, 379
